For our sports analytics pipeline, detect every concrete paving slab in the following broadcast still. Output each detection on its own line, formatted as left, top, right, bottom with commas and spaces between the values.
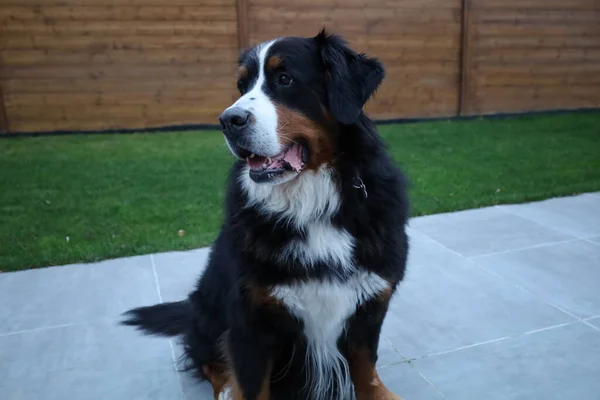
152, 248, 211, 303
587, 317, 600, 330
413, 322, 600, 400
409, 206, 573, 258
2, 193, 599, 399
382, 230, 573, 359
0, 255, 158, 334
499, 193, 600, 238
377, 362, 444, 400
0, 319, 181, 400
474, 240, 600, 319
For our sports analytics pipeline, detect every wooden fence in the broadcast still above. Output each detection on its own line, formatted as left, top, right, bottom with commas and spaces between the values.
1, 0, 599, 134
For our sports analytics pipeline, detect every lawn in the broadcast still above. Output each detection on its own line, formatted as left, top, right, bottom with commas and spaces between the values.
1, 112, 600, 271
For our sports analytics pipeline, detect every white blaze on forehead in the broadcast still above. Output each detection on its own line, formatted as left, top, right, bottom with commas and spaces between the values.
225, 39, 280, 156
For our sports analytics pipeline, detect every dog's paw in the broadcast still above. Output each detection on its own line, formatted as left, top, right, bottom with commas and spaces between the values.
217, 386, 233, 400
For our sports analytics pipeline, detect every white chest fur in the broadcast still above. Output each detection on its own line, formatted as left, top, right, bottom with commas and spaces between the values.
271, 272, 389, 400
280, 221, 356, 271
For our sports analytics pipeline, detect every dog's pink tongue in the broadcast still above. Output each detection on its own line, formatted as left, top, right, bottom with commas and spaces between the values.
247, 156, 266, 170
283, 144, 304, 171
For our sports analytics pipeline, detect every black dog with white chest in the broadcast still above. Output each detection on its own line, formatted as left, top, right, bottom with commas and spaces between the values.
122, 29, 409, 400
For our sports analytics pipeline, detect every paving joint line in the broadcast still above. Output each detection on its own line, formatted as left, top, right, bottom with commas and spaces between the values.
151, 254, 186, 400
468, 238, 580, 259
472, 259, 600, 334
405, 362, 448, 399
380, 338, 448, 397
400, 321, 578, 365
378, 357, 448, 399
0, 318, 111, 337
409, 229, 586, 331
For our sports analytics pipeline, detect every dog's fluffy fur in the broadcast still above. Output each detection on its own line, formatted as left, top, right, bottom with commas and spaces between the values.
122, 30, 409, 400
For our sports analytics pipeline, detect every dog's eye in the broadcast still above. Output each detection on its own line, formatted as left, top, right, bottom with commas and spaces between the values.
277, 73, 293, 87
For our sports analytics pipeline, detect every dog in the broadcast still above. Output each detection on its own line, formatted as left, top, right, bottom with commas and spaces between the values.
122, 29, 409, 400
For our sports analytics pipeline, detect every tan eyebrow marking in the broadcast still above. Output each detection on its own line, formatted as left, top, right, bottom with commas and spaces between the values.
267, 55, 282, 70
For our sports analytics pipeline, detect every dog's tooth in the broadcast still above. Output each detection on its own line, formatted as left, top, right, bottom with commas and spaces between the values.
249, 153, 255, 158
266, 157, 272, 164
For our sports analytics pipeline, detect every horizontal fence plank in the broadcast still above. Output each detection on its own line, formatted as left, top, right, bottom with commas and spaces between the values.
1, 20, 238, 36
0, 34, 239, 51
380, 75, 459, 89
349, 35, 459, 50
477, 23, 600, 37
8, 116, 223, 134
469, 90, 600, 114
366, 101, 457, 118
475, 73, 600, 87
7, 104, 228, 121
384, 61, 460, 74
373, 48, 459, 62
470, 85, 600, 98
0, 6, 236, 21
0, 49, 239, 66
5, 91, 239, 107
0, 0, 235, 5
374, 89, 459, 104
0, 65, 238, 79
473, 48, 600, 62
2, 77, 237, 93
250, 0, 461, 8
472, 9, 600, 24
474, 36, 600, 50
249, 21, 461, 38
472, 0, 600, 11
248, 7, 460, 22
470, 62, 600, 74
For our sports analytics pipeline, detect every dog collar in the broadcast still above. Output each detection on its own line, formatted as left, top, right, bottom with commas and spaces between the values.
352, 176, 368, 199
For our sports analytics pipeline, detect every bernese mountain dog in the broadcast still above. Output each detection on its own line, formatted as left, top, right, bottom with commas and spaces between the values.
122, 29, 409, 400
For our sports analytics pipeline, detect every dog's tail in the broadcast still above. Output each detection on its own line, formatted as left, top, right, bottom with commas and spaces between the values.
121, 301, 191, 337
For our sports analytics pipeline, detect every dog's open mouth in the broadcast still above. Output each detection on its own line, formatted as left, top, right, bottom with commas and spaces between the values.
237, 143, 308, 183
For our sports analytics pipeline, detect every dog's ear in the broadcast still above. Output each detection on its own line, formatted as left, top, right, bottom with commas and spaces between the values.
315, 29, 385, 125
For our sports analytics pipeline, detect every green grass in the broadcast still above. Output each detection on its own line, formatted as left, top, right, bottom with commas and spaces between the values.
1, 112, 600, 271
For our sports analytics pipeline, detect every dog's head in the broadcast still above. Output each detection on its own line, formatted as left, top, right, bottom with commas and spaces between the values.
218, 30, 385, 184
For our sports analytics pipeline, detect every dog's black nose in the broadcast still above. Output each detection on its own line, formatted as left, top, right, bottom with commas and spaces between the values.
219, 108, 250, 133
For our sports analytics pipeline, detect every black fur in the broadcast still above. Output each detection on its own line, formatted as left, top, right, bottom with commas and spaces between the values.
122, 30, 409, 400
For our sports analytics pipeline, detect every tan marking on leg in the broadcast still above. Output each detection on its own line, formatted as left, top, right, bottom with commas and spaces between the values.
203, 363, 230, 400
349, 348, 403, 400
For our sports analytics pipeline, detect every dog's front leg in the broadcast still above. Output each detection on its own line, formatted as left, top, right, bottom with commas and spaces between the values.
224, 321, 274, 400
346, 293, 403, 400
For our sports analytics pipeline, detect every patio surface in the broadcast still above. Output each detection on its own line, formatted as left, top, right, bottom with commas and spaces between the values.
1, 192, 600, 400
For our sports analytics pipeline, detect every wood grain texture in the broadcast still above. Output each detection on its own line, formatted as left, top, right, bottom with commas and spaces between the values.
0, 0, 238, 132
247, 0, 462, 120
1, 20, 238, 36
0, 6, 237, 21
0, 83, 7, 133
458, 0, 472, 115
461, 0, 600, 115
236, 0, 249, 50
2, 0, 599, 133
